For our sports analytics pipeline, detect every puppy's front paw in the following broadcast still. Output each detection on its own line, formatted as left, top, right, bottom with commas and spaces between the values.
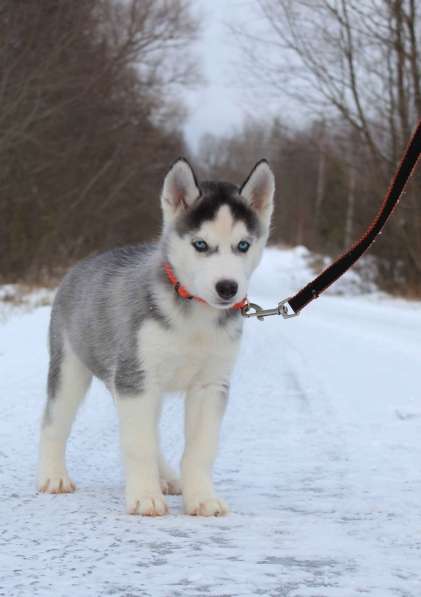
184, 496, 229, 517
38, 471, 76, 494
126, 492, 168, 516
160, 478, 182, 495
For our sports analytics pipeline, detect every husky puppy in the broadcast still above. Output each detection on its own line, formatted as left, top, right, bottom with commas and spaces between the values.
38, 158, 275, 516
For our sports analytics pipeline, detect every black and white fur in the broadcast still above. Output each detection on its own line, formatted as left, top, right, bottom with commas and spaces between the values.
38, 158, 275, 516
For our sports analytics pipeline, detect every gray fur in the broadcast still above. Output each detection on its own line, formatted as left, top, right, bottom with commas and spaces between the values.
47, 306, 64, 400
47, 234, 242, 398
48, 244, 168, 397
44, 304, 64, 422
47, 237, 242, 401
46, 164, 272, 402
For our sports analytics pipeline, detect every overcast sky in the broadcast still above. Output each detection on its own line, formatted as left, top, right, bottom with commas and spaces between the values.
182, 0, 305, 155
183, 0, 258, 152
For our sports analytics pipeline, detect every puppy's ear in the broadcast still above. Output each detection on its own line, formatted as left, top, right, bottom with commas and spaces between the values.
161, 158, 200, 224
240, 160, 275, 224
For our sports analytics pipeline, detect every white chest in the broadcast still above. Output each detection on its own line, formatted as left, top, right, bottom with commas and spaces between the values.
138, 317, 241, 392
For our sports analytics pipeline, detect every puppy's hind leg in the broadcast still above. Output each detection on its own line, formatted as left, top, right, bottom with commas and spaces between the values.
38, 331, 92, 494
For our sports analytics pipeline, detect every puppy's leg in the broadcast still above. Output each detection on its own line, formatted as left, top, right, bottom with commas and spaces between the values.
159, 453, 182, 496
182, 383, 229, 516
38, 338, 92, 493
116, 391, 168, 516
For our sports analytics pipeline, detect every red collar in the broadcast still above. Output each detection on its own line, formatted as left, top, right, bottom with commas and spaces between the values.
163, 262, 248, 311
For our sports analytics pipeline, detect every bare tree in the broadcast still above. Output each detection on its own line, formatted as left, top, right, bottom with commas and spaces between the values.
314, 120, 327, 229
0, 0, 199, 281
230, 0, 421, 295
234, 1, 419, 162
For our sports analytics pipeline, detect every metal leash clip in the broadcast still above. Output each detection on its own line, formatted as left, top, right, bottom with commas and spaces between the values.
241, 298, 299, 321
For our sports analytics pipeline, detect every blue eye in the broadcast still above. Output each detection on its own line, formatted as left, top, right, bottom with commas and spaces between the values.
192, 239, 209, 252
237, 240, 250, 253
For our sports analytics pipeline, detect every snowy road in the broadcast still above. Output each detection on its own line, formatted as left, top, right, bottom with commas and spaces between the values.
1, 249, 420, 597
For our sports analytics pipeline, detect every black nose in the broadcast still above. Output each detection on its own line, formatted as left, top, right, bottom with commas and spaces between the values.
215, 279, 238, 300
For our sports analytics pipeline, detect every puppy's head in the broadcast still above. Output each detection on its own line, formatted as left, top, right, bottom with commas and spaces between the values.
161, 158, 275, 309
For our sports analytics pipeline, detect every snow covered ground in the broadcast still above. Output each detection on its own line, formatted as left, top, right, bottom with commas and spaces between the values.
1, 247, 420, 597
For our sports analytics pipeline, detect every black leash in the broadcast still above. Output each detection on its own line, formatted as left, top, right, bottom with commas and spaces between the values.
242, 119, 421, 321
